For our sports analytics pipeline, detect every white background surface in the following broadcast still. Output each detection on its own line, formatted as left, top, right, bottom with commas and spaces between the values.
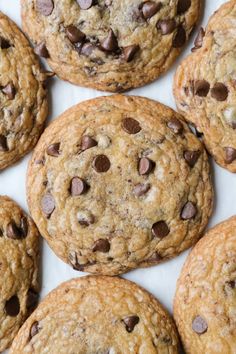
0, 1, 235, 351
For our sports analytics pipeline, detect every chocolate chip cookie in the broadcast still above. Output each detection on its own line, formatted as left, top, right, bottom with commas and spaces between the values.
26, 95, 213, 275
0, 12, 48, 170
21, 0, 201, 92
174, 216, 236, 354
10, 275, 180, 353
174, 1, 236, 172
0, 196, 39, 352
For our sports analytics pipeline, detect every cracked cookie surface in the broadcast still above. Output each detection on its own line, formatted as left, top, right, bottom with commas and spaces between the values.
174, 0, 236, 172
0, 12, 48, 170
27, 95, 213, 275
10, 276, 180, 354
174, 216, 236, 354
0, 196, 39, 352
21, 0, 201, 92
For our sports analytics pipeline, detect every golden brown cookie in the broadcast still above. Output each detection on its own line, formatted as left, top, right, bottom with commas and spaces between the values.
21, 0, 201, 92
174, 0, 236, 172
0, 196, 40, 352
10, 276, 180, 353
0, 12, 48, 170
26, 95, 213, 275
174, 216, 236, 354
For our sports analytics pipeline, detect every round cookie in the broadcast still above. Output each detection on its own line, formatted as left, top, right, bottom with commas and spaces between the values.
174, 0, 236, 172
0, 196, 39, 352
21, 0, 202, 92
10, 276, 180, 353
27, 95, 213, 275
174, 216, 236, 354
0, 12, 48, 170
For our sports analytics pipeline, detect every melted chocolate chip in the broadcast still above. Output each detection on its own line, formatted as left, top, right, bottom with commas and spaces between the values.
167, 118, 183, 134
193, 27, 205, 50
173, 25, 186, 48
6, 221, 22, 240
0, 135, 8, 152
0, 37, 11, 49
77, 0, 95, 9
211, 83, 228, 101
138, 157, 155, 175
177, 0, 191, 15
2, 83, 16, 99
122, 44, 140, 62
181, 202, 197, 220
92, 239, 110, 252
93, 155, 111, 173
192, 316, 208, 334
184, 150, 200, 167
133, 183, 150, 197
34, 42, 49, 58
194, 80, 210, 97
36, 0, 54, 16
30, 321, 41, 339
157, 19, 176, 35
66, 25, 85, 43
123, 315, 139, 332
100, 29, 118, 52
152, 221, 170, 238
70, 177, 89, 196
224, 147, 236, 164
46, 143, 60, 157
80, 43, 97, 56
41, 193, 55, 217
81, 136, 97, 150
141, 1, 162, 20
122, 118, 141, 134
5, 295, 20, 317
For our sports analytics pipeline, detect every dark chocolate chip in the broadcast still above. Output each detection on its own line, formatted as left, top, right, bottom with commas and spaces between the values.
100, 29, 118, 52
0, 37, 11, 49
141, 1, 162, 19
66, 25, 85, 43
26, 289, 39, 311
122, 118, 141, 134
0, 135, 8, 152
173, 25, 186, 48
192, 316, 208, 334
41, 193, 55, 217
2, 83, 16, 99
81, 136, 97, 150
181, 201, 197, 220
46, 143, 60, 157
20, 217, 28, 238
30, 321, 41, 339
122, 44, 140, 62
193, 27, 205, 49
123, 316, 139, 332
5, 295, 20, 317
177, 0, 191, 15
167, 118, 183, 134
194, 80, 210, 97
157, 19, 176, 35
184, 150, 200, 167
138, 157, 155, 175
224, 147, 236, 164
133, 183, 150, 197
92, 239, 110, 252
34, 42, 49, 58
70, 177, 88, 196
211, 83, 228, 101
152, 221, 170, 238
77, 0, 94, 9
93, 155, 111, 173
36, 0, 54, 16
80, 43, 97, 56
6, 221, 22, 240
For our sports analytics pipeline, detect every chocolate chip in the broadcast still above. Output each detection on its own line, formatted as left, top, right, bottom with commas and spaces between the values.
167, 118, 183, 134
122, 44, 140, 62
5, 295, 20, 317
41, 193, 55, 217
26, 289, 39, 311
193, 27, 205, 50
139, 157, 155, 175
36, 0, 54, 16
100, 29, 118, 52
0, 135, 8, 152
46, 143, 60, 157
194, 80, 210, 97
80, 43, 97, 56
192, 316, 208, 334
70, 177, 88, 196
77, 0, 94, 9
66, 26, 85, 43
92, 239, 110, 252
224, 147, 236, 164
181, 202, 197, 220
123, 316, 139, 332
226, 280, 235, 289
122, 118, 141, 134
20, 217, 28, 238
6, 221, 22, 240
141, 1, 162, 19
30, 321, 41, 339
157, 19, 176, 35
0, 37, 11, 49
173, 25, 186, 48
152, 221, 170, 238
133, 183, 150, 196
177, 0, 191, 15
77, 211, 95, 226
34, 42, 49, 58
184, 150, 200, 167
211, 83, 228, 101
81, 136, 97, 150
93, 155, 111, 173
2, 83, 16, 100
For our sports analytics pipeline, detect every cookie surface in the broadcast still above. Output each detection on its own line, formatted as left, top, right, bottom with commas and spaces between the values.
174, 216, 236, 354
10, 275, 179, 353
0, 196, 39, 352
27, 95, 213, 275
174, 0, 236, 172
21, 0, 201, 92
0, 12, 48, 170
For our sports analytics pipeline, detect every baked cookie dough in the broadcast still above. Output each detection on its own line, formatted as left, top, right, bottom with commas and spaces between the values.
21, 0, 202, 92
10, 276, 180, 353
27, 95, 213, 275
0, 196, 39, 352
174, 0, 236, 172
174, 216, 236, 354
0, 12, 48, 170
